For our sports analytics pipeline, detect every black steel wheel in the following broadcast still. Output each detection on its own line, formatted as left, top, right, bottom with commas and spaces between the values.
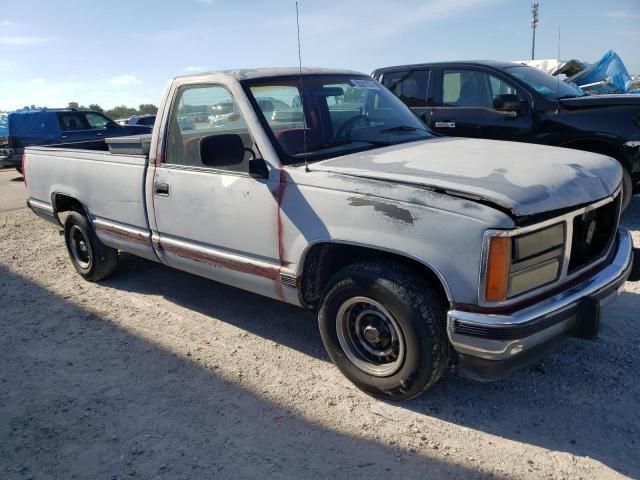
64, 211, 118, 281
319, 260, 452, 400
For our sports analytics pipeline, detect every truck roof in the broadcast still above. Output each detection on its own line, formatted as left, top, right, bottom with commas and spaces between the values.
176, 67, 366, 81
372, 60, 524, 75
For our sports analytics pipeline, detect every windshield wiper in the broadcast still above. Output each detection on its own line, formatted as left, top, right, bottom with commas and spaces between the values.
380, 125, 428, 133
307, 139, 392, 152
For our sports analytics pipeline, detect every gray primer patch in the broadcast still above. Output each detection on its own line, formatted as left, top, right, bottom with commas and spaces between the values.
348, 196, 414, 225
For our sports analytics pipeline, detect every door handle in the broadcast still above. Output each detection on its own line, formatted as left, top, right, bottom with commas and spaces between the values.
96, 132, 104, 136
434, 121, 456, 128
61, 135, 68, 139
154, 183, 170, 196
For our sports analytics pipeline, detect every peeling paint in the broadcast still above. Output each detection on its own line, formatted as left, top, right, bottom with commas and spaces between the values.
348, 196, 414, 225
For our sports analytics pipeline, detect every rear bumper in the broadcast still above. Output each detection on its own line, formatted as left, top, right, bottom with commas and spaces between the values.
447, 229, 635, 381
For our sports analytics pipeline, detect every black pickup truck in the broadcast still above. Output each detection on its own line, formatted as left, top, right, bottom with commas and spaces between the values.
372, 61, 640, 208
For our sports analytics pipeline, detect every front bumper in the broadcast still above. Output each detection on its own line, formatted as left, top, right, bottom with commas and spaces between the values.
448, 229, 635, 381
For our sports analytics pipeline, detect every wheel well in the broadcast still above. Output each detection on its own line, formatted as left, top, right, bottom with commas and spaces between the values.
299, 243, 450, 310
51, 194, 85, 223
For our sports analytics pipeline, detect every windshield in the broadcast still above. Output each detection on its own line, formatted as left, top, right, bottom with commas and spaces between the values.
505, 65, 586, 100
244, 75, 433, 164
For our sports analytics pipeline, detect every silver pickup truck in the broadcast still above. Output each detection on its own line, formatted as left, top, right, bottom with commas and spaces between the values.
24, 68, 639, 400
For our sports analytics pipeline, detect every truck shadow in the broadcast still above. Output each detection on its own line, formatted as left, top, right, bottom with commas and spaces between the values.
400, 288, 640, 478
0, 265, 494, 479
106, 251, 640, 478
109, 253, 328, 361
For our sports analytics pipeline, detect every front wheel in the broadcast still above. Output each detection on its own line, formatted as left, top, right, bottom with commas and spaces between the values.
64, 211, 118, 281
318, 261, 452, 400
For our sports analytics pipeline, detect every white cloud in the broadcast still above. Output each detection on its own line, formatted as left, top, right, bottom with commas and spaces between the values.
0, 35, 48, 45
0, 20, 10, 27
110, 75, 142, 86
184, 66, 207, 72
607, 10, 640, 19
28, 78, 45, 85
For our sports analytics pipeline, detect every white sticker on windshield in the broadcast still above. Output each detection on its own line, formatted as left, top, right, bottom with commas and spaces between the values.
350, 79, 380, 90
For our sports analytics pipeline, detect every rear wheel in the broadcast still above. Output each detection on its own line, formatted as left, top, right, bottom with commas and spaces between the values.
64, 211, 118, 281
318, 260, 452, 400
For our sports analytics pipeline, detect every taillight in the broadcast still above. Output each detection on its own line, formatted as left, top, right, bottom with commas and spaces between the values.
21, 153, 27, 186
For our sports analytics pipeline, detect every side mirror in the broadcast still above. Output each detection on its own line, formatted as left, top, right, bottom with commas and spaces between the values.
493, 94, 523, 114
249, 158, 269, 179
200, 133, 245, 167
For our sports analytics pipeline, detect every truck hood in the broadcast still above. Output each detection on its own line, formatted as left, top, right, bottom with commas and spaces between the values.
560, 94, 640, 109
312, 137, 621, 217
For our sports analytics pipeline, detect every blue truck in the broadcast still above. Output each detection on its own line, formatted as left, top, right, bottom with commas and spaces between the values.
0, 108, 152, 172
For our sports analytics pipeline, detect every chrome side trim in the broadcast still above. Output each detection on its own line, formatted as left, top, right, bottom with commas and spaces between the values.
450, 229, 633, 360
477, 187, 622, 308
28, 199, 54, 213
93, 219, 151, 246
159, 236, 281, 281
27, 199, 58, 225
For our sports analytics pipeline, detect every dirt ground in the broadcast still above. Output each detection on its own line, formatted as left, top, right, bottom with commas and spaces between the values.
1, 170, 639, 479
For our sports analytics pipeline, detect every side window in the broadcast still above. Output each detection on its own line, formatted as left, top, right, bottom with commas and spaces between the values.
442, 69, 518, 108
166, 85, 253, 172
84, 112, 111, 129
58, 112, 90, 131
381, 69, 428, 107
489, 76, 517, 96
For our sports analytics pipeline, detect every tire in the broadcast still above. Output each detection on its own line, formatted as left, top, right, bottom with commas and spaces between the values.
318, 260, 452, 400
64, 211, 118, 281
621, 168, 633, 212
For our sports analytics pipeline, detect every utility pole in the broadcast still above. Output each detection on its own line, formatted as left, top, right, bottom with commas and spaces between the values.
531, 2, 539, 60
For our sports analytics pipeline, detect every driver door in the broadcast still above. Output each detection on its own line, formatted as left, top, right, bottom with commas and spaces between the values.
152, 83, 283, 299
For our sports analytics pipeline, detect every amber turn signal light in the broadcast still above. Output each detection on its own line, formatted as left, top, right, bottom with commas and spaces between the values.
485, 236, 511, 302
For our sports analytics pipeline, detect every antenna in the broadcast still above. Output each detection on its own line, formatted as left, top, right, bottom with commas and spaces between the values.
296, 1, 310, 172
556, 26, 561, 114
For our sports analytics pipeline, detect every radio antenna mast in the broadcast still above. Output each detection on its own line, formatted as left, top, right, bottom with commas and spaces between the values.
296, 1, 310, 172
556, 26, 561, 114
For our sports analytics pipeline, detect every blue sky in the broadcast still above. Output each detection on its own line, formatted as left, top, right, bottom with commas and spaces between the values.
0, 0, 638, 111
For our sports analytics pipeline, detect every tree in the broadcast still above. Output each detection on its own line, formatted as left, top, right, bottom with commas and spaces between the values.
88, 104, 104, 113
104, 105, 137, 120
138, 104, 158, 115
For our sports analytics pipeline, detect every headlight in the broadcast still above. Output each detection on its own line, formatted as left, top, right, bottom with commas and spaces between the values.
484, 223, 565, 302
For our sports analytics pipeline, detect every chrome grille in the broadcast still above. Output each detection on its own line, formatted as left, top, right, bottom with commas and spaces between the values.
568, 192, 621, 273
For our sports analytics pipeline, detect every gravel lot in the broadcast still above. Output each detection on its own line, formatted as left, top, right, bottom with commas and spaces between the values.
1, 169, 639, 479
